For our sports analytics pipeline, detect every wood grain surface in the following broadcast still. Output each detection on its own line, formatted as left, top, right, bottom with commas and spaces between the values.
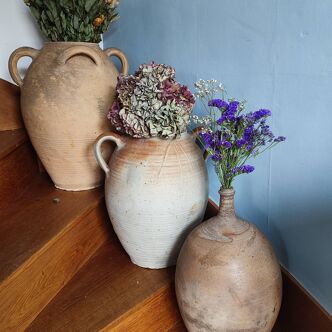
0, 129, 27, 160
0, 79, 23, 131
1, 177, 330, 332
0, 174, 110, 331
0, 130, 38, 213
104, 286, 181, 332
27, 238, 181, 332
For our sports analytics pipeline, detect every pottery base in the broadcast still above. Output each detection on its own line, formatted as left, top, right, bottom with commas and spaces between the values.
54, 182, 103, 192
130, 257, 176, 270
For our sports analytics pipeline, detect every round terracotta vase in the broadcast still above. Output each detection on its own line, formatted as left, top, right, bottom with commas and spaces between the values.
8, 42, 128, 191
175, 188, 282, 332
94, 131, 209, 269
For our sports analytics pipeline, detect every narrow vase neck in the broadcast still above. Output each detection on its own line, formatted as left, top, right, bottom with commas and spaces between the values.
200, 187, 249, 242
218, 188, 236, 219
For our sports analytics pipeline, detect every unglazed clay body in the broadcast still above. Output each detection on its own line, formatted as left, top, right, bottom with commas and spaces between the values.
175, 189, 282, 332
9, 42, 128, 191
95, 132, 209, 268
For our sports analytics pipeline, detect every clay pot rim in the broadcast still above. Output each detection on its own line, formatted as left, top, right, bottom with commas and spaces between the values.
120, 132, 191, 142
44, 41, 99, 46
218, 187, 235, 196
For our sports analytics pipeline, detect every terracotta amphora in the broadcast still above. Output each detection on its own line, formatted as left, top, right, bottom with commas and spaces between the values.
8, 42, 128, 191
94, 131, 209, 269
175, 188, 282, 332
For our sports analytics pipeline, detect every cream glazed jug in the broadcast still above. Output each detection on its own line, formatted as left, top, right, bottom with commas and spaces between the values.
95, 131, 209, 268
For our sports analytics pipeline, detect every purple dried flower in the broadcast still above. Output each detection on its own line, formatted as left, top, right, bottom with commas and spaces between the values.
241, 165, 255, 173
216, 116, 225, 125
200, 132, 214, 148
224, 110, 236, 122
254, 109, 272, 119
233, 165, 255, 174
236, 115, 244, 122
261, 125, 271, 135
228, 100, 239, 112
274, 136, 286, 142
211, 153, 222, 161
246, 142, 254, 151
243, 126, 254, 140
222, 132, 230, 140
208, 99, 228, 109
193, 79, 285, 189
245, 109, 271, 125
216, 106, 238, 123
236, 139, 246, 148
222, 141, 231, 149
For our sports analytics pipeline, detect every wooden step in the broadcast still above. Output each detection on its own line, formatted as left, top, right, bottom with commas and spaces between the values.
27, 199, 286, 332
0, 78, 23, 131
0, 129, 27, 160
0, 129, 39, 212
0, 173, 110, 332
25, 201, 231, 332
25, 219, 284, 332
27, 237, 183, 332
0, 78, 43, 211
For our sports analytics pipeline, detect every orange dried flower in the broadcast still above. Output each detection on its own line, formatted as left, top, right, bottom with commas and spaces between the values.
93, 17, 104, 27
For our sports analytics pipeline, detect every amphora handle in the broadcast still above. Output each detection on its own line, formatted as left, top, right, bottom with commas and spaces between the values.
104, 48, 129, 75
8, 47, 39, 87
57, 45, 102, 66
94, 131, 127, 174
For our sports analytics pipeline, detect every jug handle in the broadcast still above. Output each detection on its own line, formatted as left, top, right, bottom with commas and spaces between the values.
57, 45, 102, 66
191, 127, 209, 160
94, 131, 127, 174
104, 48, 129, 75
8, 47, 39, 87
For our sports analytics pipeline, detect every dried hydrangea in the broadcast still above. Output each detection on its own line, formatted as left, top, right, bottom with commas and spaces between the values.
108, 62, 195, 139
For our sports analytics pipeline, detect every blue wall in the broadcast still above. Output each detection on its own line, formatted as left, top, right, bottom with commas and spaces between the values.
105, 0, 332, 314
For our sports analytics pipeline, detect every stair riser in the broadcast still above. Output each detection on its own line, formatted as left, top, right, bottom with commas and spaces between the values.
0, 202, 109, 332
0, 79, 23, 131
0, 141, 38, 213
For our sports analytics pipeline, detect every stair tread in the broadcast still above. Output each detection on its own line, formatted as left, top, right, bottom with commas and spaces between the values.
27, 237, 176, 332
0, 173, 104, 283
0, 129, 27, 160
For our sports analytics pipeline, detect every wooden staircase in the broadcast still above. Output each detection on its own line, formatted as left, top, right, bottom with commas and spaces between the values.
0, 78, 186, 331
1, 78, 331, 332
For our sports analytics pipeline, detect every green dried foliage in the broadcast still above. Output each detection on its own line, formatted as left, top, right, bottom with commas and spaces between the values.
24, 0, 119, 43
